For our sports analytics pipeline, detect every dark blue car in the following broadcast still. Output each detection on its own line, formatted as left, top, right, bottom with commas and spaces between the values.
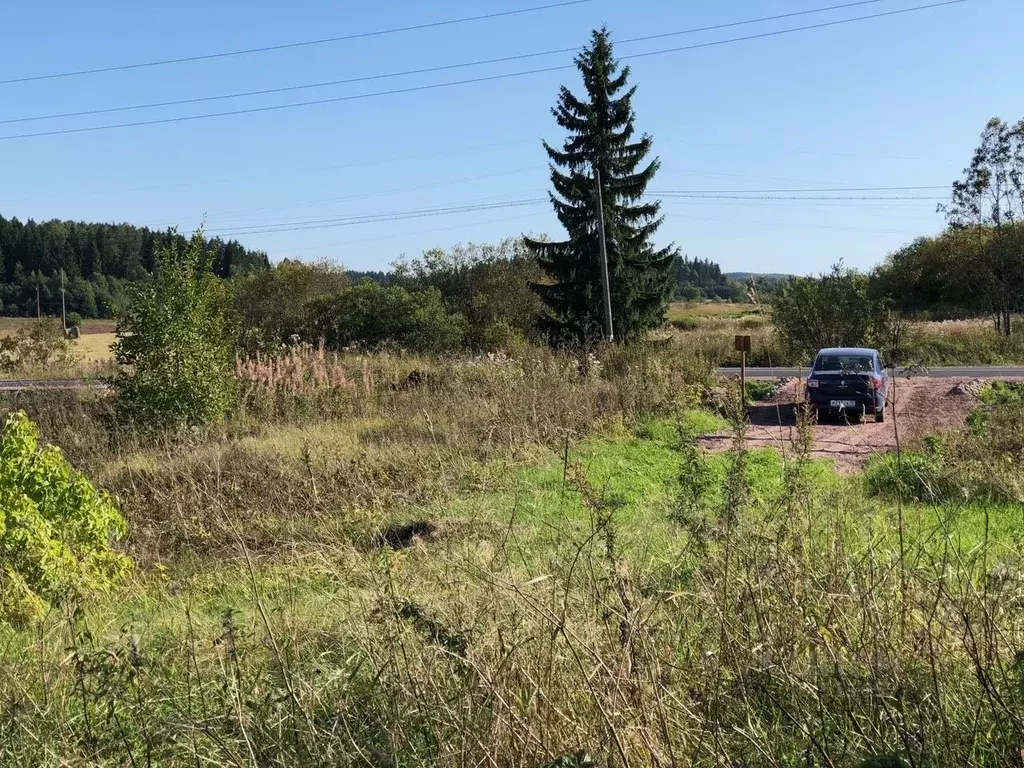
805, 347, 889, 423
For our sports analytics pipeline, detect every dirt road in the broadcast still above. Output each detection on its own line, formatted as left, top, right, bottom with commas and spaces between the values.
700, 377, 1016, 472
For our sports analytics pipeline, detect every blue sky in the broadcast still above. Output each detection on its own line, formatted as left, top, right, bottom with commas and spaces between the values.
1, 0, 1020, 274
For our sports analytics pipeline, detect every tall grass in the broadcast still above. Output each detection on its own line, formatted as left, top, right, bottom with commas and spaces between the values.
2, 341, 1023, 766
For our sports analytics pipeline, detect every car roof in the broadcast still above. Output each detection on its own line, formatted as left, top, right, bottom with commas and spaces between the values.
815, 347, 878, 356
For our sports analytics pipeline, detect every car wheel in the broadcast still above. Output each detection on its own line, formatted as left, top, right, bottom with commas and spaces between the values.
875, 407, 885, 423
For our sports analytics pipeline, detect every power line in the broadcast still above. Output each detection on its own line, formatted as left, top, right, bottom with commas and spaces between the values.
3, 0, 896, 126
661, 210, 918, 235
154, 179, 942, 231
0, 0, 970, 142
205, 189, 947, 238
212, 198, 551, 236
657, 194, 944, 201
272, 211, 547, 253
653, 185, 947, 194
163, 166, 546, 227
619, 0, 969, 64
0, 0, 594, 86
0, 67, 567, 141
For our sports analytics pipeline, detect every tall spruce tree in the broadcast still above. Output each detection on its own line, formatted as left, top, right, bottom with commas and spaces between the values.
525, 28, 676, 346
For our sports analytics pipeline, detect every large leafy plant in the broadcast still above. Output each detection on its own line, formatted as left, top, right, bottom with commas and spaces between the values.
0, 411, 131, 625
115, 228, 238, 431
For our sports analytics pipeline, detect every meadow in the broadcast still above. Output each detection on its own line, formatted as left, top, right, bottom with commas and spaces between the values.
1, 341, 1023, 766
667, 301, 1024, 367
0, 316, 116, 378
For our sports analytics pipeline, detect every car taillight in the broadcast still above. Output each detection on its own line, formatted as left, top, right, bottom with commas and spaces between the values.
868, 376, 883, 391
807, 379, 819, 389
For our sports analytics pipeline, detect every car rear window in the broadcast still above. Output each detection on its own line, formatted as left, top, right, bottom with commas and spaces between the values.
815, 354, 873, 372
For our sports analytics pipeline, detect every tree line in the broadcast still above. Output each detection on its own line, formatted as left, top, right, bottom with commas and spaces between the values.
770, 117, 1024, 359
874, 118, 1024, 335
0, 216, 269, 318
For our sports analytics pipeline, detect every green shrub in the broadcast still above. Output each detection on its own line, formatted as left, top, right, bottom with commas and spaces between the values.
480, 320, 526, 352
114, 229, 238, 431
0, 318, 75, 374
771, 263, 887, 359
980, 380, 1024, 406
739, 314, 765, 330
744, 379, 781, 403
65, 311, 84, 329
0, 411, 130, 625
864, 451, 944, 502
234, 258, 351, 352
670, 316, 700, 331
305, 283, 468, 354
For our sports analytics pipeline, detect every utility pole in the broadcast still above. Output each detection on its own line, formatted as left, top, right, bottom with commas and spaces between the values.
594, 167, 614, 342
35, 271, 41, 319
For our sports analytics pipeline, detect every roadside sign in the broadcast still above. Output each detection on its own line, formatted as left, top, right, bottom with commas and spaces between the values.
734, 335, 752, 353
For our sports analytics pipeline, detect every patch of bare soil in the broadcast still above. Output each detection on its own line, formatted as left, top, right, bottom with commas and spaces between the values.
700, 377, 1016, 473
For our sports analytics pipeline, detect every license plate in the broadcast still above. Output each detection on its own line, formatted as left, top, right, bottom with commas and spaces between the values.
830, 400, 857, 409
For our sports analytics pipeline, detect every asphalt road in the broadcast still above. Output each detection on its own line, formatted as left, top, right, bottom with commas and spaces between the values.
719, 366, 1024, 379
0, 378, 108, 391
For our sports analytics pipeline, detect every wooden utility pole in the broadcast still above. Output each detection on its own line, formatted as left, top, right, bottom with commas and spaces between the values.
594, 168, 614, 342
35, 272, 41, 319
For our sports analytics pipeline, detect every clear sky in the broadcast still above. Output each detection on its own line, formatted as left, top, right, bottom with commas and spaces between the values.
1, 0, 1021, 275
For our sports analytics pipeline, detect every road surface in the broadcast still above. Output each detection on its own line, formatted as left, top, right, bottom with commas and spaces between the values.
718, 366, 1024, 379
0, 378, 108, 391
700, 377, 993, 473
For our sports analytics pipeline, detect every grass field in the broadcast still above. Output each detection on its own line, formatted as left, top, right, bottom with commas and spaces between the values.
2, 344, 1023, 766
665, 301, 1024, 367
0, 317, 115, 376
0, 316, 115, 335
667, 299, 763, 321
71, 331, 116, 364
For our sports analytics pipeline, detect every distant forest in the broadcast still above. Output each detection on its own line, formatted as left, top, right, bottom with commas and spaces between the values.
0, 214, 768, 319
674, 256, 743, 300
0, 216, 269, 318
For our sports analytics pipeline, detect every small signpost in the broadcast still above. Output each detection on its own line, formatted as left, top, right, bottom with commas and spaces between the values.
735, 335, 752, 408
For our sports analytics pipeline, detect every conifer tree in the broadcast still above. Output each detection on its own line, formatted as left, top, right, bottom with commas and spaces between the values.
525, 28, 676, 346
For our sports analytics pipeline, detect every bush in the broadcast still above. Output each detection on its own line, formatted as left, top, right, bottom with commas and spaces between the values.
234, 258, 351, 352
866, 402, 1024, 504
670, 316, 700, 331
0, 318, 75, 373
65, 311, 84, 329
980, 380, 1024, 406
0, 411, 130, 625
744, 379, 781, 403
480, 320, 526, 352
395, 239, 546, 347
771, 263, 885, 359
306, 283, 468, 354
864, 451, 944, 502
739, 314, 765, 330
114, 229, 238, 431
